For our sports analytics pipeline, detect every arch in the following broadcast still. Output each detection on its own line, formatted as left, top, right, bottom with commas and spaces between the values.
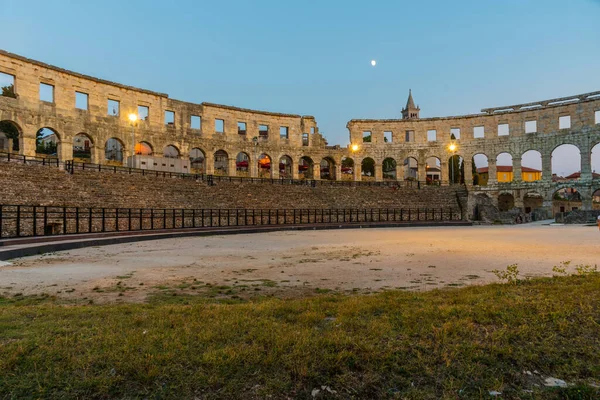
382, 157, 397, 180
279, 155, 293, 178
236, 152, 250, 176
189, 148, 206, 174
258, 153, 272, 178
35, 127, 60, 158
341, 156, 354, 180
425, 156, 441, 185
298, 156, 313, 179
320, 157, 336, 180
0, 120, 22, 152
448, 154, 464, 184
163, 145, 180, 159
361, 157, 375, 180
523, 192, 544, 214
105, 138, 124, 164
135, 141, 153, 156
214, 149, 229, 175
498, 193, 515, 212
552, 187, 582, 214
403, 157, 418, 181
521, 150, 542, 182
551, 144, 581, 181
496, 152, 513, 183
72, 132, 93, 161
472, 153, 489, 186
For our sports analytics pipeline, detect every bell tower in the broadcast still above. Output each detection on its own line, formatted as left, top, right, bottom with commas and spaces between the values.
401, 89, 420, 119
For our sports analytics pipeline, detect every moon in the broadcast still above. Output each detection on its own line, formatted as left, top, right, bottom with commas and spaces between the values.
370, 60, 377, 67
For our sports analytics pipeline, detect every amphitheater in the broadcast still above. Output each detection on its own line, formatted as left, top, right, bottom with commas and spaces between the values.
0, 49, 599, 239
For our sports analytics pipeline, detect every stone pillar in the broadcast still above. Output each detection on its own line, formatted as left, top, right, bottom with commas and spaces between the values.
374, 163, 383, 182
542, 152, 552, 182
6, 138, 13, 154
513, 157, 522, 182
292, 164, 299, 180
22, 136, 36, 157
313, 163, 321, 180
395, 164, 403, 181
463, 157, 473, 186
250, 155, 259, 178
334, 164, 342, 181
228, 158, 237, 177
488, 160, 497, 184
271, 163, 279, 179
580, 143, 592, 181
417, 162, 427, 183
58, 141, 73, 162
205, 153, 215, 175
354, 163, 362, 182
92, 145, 103, 164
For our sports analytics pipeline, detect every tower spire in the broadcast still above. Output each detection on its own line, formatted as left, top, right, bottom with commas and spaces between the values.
402, 89, 420, 119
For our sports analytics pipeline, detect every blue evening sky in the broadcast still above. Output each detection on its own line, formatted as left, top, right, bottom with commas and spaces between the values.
1, 0, 599, 174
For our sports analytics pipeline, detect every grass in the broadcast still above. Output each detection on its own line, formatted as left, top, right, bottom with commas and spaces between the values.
1, 275, 599, 399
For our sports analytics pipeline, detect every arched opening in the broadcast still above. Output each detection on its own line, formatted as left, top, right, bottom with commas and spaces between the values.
521, 150, 542, 182
552, 144, 581, 181
236, 152, 250, 176
498, 193, 515, 212
320, 157, 335, 180
214, 150, 229, 175
593, 188, 600, 210
279, 155, 293, 178
361, 157, 375, 180
425, 156, 441, 185
105, 138, 124, 165
496, 152, 513, 183
72, 133, 93, 162
135, 141, 153, 156
189, 148, 206, 174
298, 156, 313, 179
591, 143, 600, 179
404, 157, 418, 181
341, 157, 354, 180
523, 192, 544, 214
0, 120, 21, 152
382, 157, 397, 180
553, 187, 582, 214
448, 154, 464, 184
36, 128, 59, 158
258, 153, 272, 178
163, 145, 180, 159
473, 153, 489, 186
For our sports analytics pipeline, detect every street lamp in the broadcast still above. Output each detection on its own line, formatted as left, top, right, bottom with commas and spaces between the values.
128, 113, 138, 166
351, 144, 359, 152
448, 141, 458, 184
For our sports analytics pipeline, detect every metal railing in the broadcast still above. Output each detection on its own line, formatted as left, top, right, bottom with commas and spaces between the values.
0, 151, 59, 167
0, 205, 461, 239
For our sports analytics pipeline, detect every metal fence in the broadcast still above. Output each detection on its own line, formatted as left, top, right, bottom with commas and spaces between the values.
0, 151, 59, 167
0, 205, 461, 239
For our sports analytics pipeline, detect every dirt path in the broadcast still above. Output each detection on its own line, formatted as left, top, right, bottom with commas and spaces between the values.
1, 225, 598, 303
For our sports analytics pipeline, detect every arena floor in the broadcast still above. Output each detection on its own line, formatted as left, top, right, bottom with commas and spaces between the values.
1, 224, 598, 303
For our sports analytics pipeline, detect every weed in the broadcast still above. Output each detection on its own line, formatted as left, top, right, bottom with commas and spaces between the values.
492, 264, 520, 284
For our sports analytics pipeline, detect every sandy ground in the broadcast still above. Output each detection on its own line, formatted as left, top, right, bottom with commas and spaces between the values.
1, 224, 598, 303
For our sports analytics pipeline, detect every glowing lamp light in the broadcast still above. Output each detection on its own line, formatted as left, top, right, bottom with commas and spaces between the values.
128, 113, 138, 122
448, 143, 457, 152
351, 144, 359, 152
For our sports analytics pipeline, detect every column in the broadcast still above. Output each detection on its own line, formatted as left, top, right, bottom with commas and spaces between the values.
205, 153, 215, 175
464, 157, 473, 186
92, 145, 103, 164
313, 163, 321, 180
417, 161, 427, 183
334, 164, 342, 181
228, 158, 237, 177
374, 163, 383, 182
58, 141, 73, 162
513, 157, 522, 182
542, 152, 552, 182
580, 143, 592, 181
395, 164, 403, 181
22, 136, 36, 157
250, 154, 258, 178
271, 163, 279, 179
354, 163, 362, 182
441, 161, 449, 185
488, 159, 497, 184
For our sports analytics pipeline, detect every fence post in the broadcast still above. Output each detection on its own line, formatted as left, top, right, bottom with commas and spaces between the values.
16, 205, 21, 237
89, 207, 93, 233
76, 207, 80, 234
116, 208, 119, 232
139, 208, 143, 230
32, 206, 37, 236
63, 207, 67, 234
0, 205, 3, 238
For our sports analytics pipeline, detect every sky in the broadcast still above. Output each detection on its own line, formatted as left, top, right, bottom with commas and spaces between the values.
1, 0, 599, 175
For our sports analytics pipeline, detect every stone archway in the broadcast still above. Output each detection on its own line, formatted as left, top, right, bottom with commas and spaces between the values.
0, 120, 21, 152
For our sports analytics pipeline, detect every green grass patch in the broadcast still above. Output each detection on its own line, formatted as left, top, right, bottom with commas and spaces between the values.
0, 275, 599, 399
